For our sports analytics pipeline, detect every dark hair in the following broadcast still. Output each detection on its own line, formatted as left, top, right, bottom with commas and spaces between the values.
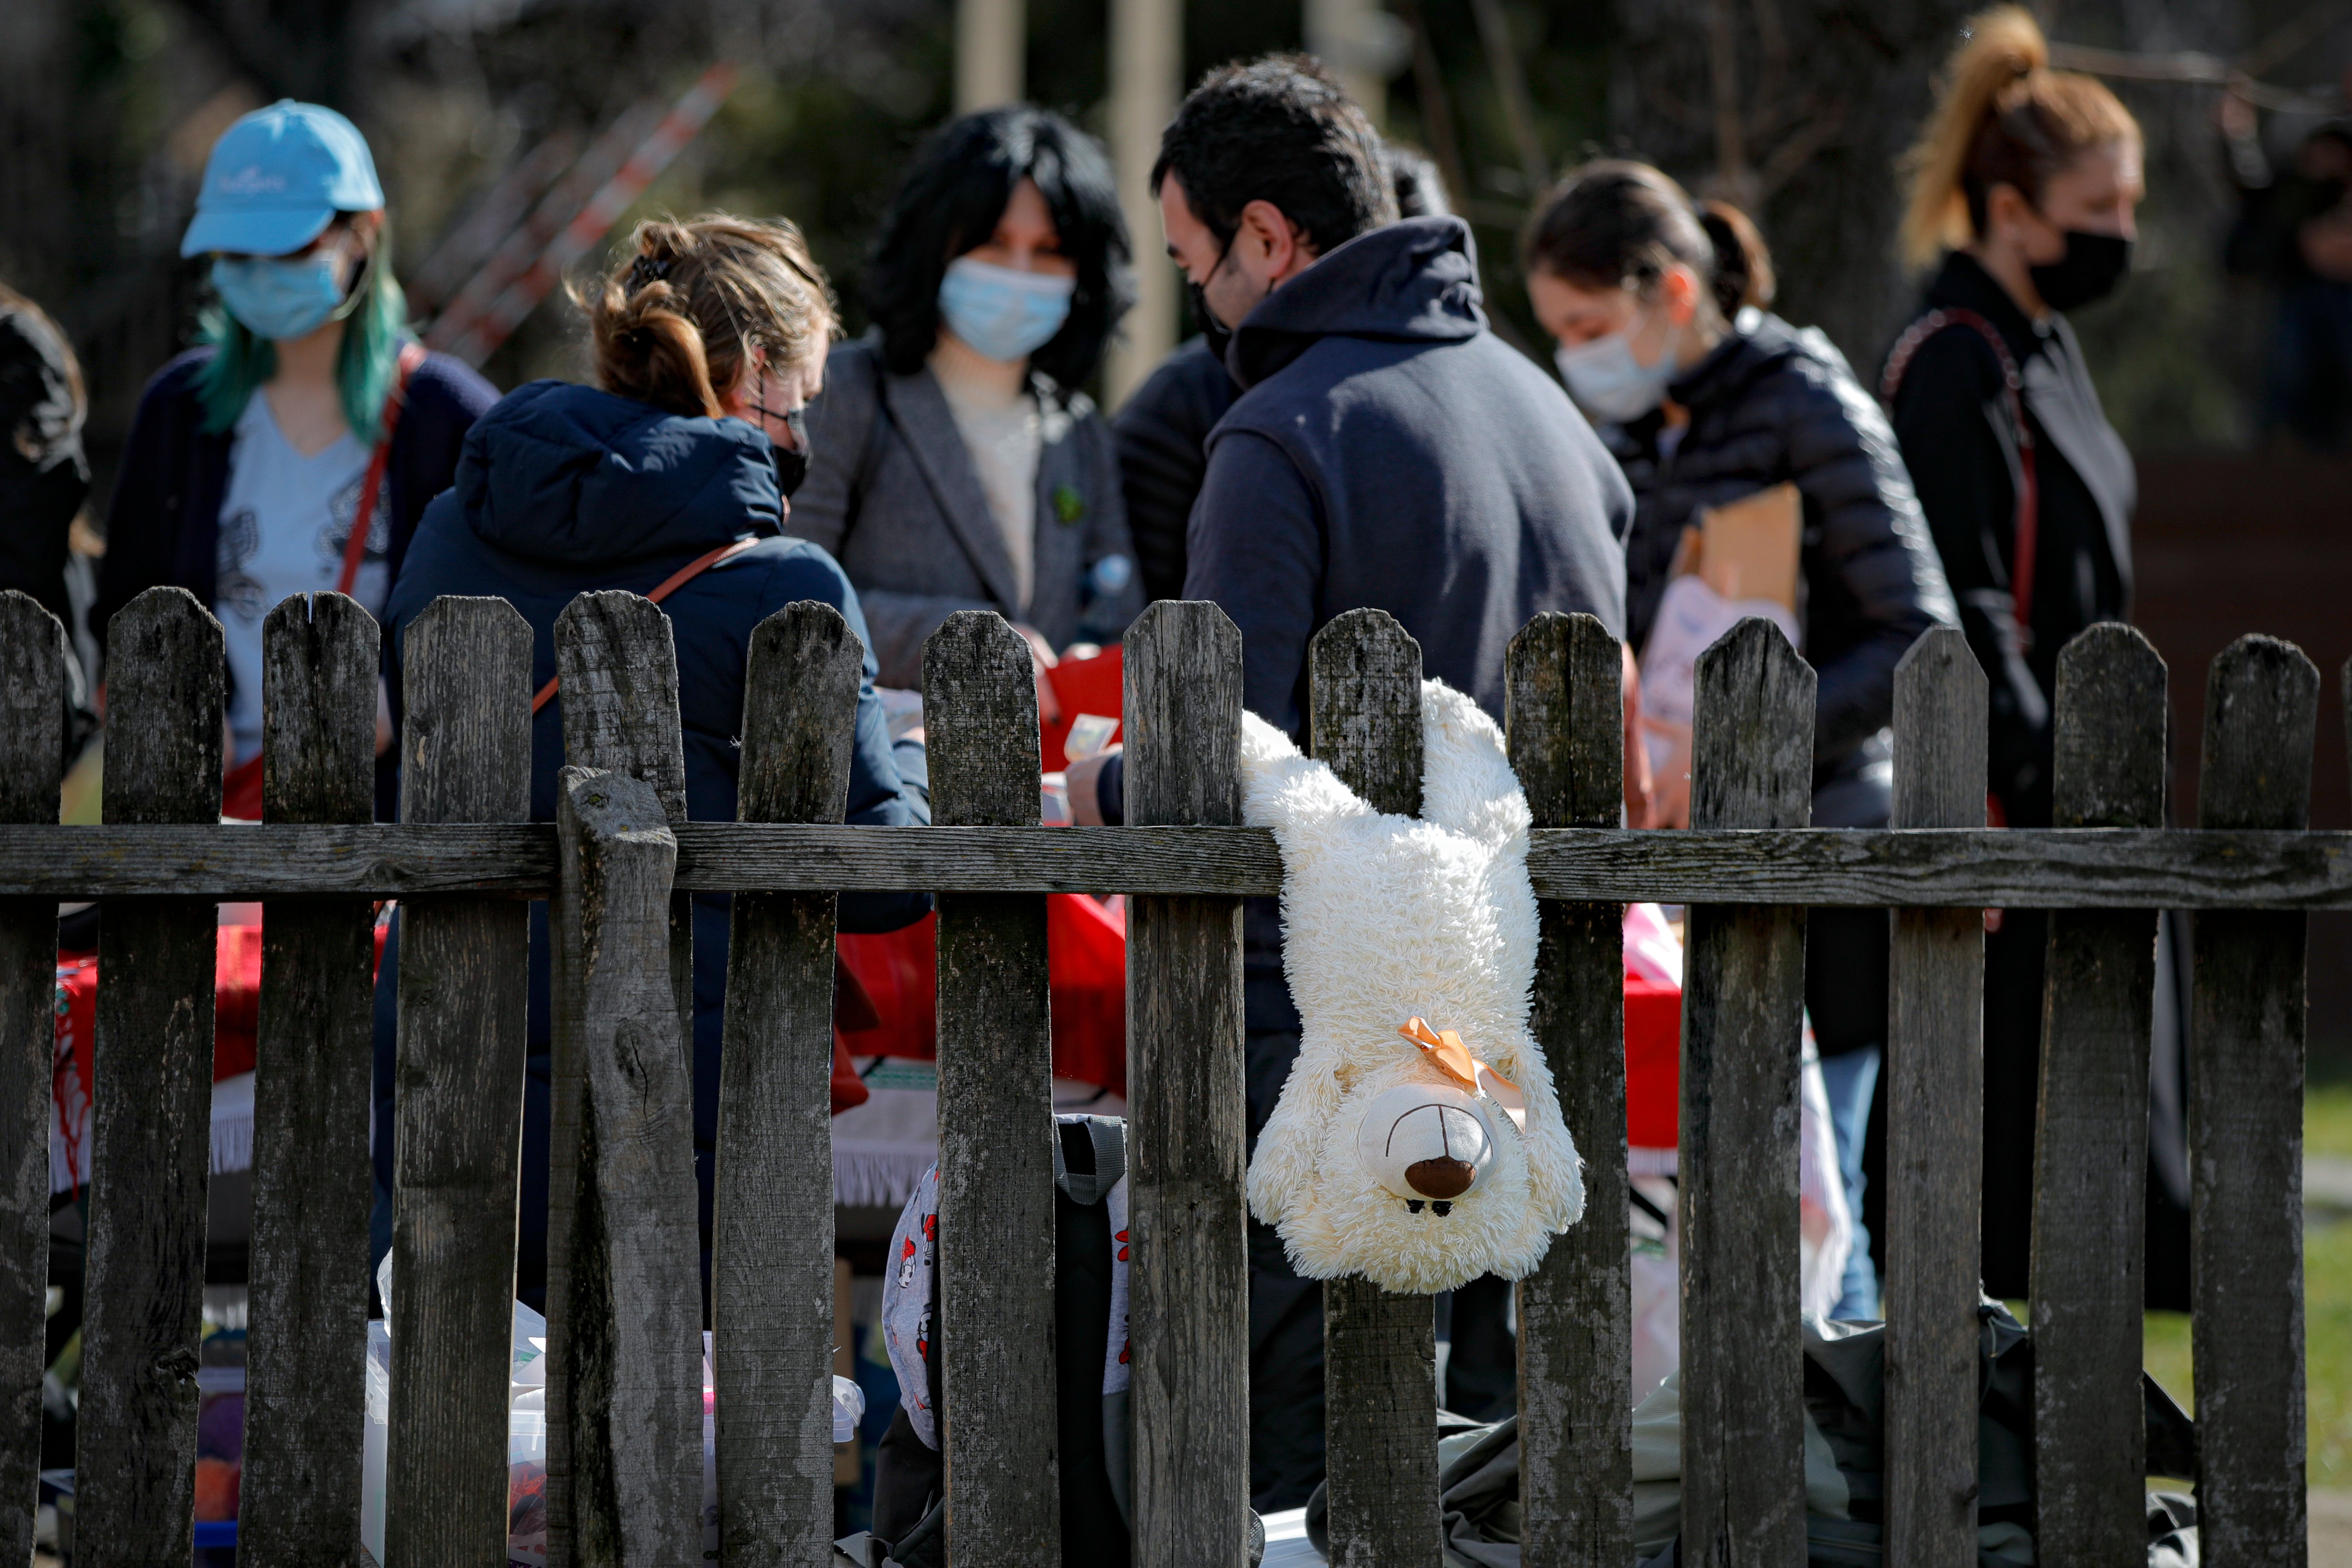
1151, 55, 1398, 258
1522, 159, 1773, 321
863, 106, 1132, 388
1384, 142, 1452, 219
577, 214, 836, 419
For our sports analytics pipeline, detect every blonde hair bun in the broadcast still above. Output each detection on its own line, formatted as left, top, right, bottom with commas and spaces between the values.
573, 214, 837, 420
1900, 6, 2139, 267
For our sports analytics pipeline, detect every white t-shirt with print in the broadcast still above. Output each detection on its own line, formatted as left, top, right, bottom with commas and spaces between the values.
215, 390, 391, 764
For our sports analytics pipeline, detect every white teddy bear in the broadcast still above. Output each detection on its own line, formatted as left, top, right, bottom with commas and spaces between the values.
1242, 678, 1584, 1294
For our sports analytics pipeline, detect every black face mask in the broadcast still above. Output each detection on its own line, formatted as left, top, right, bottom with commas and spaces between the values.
767, 405, 811, 499
2030, 229, 2133, 312
1190, 280, 1234, 373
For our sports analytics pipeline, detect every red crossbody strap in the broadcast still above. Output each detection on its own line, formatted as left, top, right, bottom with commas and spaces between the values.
1881, 307, 2041, 641
528, 537, 765, 716
335, 341, 430, 599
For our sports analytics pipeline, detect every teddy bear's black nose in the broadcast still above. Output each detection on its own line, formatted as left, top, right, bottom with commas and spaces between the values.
1405, 1157, 1475, 1198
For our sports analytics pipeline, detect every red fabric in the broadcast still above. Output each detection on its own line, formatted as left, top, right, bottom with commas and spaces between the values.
52, 924, 389, 1163
221, 758, 263, 823
1040, 647, 1123, 772
835, 893, 1131, 1094
1623, 972, 1683, 1150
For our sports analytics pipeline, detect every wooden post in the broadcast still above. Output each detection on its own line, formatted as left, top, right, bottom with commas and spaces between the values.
1881, 627, 1986, 1566
0, 593, 64, 1567
2028, 623, 2166, 1564
548, 591, 698, 1567
552, 766, 705, 1564
1124, 600, 1249, 1568
923, 610, 1059, 1567
1507, 611, 1631, 1565
75, 587, 223, 1563
243, 593, 381, 1565
1308, 607, 1440, 1568
387, 596, 534, 1568
2190, 634, 2318, 1561
713, 602, 863, 1564
1677, 616, 1813, 1567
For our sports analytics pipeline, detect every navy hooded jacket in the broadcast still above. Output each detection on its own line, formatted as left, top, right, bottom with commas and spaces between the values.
386, 377, 929, 854
1187, 215, 1632, 735
377, 379, 930, 1304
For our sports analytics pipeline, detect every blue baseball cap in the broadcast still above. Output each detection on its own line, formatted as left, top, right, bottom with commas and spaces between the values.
180, 100, 384, 259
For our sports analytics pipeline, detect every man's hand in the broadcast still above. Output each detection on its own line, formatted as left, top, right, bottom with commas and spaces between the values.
1066, 743, 1120, 826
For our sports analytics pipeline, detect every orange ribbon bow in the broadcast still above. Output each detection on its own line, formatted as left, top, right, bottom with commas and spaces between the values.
1398, 1017, 1527, 1131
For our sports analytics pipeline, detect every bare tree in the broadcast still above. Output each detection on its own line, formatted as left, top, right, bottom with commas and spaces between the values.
1613, 0, 1975, 366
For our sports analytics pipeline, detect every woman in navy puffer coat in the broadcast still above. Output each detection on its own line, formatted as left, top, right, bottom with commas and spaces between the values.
374, 217, 931, 1311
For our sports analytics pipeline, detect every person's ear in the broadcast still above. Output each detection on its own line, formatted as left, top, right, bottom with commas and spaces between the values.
1984, 183, 2037, 246
1240, 198, 1299, 280
1660, 264, 1701, 327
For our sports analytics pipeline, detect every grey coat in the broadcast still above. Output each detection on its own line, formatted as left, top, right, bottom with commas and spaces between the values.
792, 335, 1142, 687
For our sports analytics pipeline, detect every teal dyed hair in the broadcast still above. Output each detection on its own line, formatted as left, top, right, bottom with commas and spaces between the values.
193, 220, 412, 443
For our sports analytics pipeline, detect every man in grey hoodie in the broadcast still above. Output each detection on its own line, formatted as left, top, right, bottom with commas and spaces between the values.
1129, 54, 1632, 1509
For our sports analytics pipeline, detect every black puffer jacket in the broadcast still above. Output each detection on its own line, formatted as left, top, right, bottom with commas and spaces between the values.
1607, 311, 1956, 782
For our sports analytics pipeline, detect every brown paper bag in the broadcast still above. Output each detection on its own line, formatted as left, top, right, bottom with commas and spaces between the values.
1684, 481, 1802, 611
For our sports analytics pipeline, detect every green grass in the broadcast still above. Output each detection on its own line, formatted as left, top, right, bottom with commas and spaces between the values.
2138, 1083, 2352, 1485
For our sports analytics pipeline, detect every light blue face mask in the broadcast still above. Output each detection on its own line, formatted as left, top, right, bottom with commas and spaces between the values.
211, 246, 359, 342
937, 256, 1075, 364
1553, 310, 1676, 425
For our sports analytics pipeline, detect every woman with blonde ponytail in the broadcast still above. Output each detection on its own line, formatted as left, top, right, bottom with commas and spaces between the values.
1882, 7, 2142, 1298
373, 214, 933, 1313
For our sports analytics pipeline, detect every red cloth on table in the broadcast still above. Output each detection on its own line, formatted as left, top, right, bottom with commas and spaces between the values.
1040, 647, 1122, 772
1623, 971, 1682, 1150
836, 893, 1130, 1094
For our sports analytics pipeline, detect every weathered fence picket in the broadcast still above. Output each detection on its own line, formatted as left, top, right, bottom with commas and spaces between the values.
243, 593, 380, 1565
2029, 623, 2168, 1564
924, 610, 1060, 1566
386, 595, 533, 1568
554, 765, 704, 1564
1882, 626, 1987, 1565
713, 601, 864, 1566
76, 586, 224, 1565
1678, 617, 1814, 1565
1309, 607, 1442, 1567
1123, 599, 1251, 1568
0, 592, 63, 1568
1507, 610, 1632, 1566
2191, 634, 2320, 1562
0, 586, 2337, 1565
546, 593, 704, 1565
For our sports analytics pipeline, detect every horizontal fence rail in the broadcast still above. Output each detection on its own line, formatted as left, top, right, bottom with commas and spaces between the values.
0, 824, 2347, 906
0, 582, 2335, 1568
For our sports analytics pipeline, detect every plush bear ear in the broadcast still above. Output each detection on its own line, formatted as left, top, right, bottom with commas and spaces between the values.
1415, 681, 1530, 849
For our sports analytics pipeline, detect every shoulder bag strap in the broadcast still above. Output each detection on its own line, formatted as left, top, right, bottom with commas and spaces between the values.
335, 340, 431, 598
1881, 308, 2040, 641
528, 536, 765, 715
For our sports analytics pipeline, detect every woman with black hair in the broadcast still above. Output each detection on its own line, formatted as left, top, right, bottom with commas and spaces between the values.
791, 106, 1141, 691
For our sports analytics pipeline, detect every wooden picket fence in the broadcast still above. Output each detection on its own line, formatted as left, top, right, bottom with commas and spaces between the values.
0, 582, 2340, 1567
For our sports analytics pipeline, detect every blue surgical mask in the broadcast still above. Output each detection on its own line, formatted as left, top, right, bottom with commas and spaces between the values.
937, 256, 1075, 364
211, 249, 352, 341
1553, 313, 1677, 424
